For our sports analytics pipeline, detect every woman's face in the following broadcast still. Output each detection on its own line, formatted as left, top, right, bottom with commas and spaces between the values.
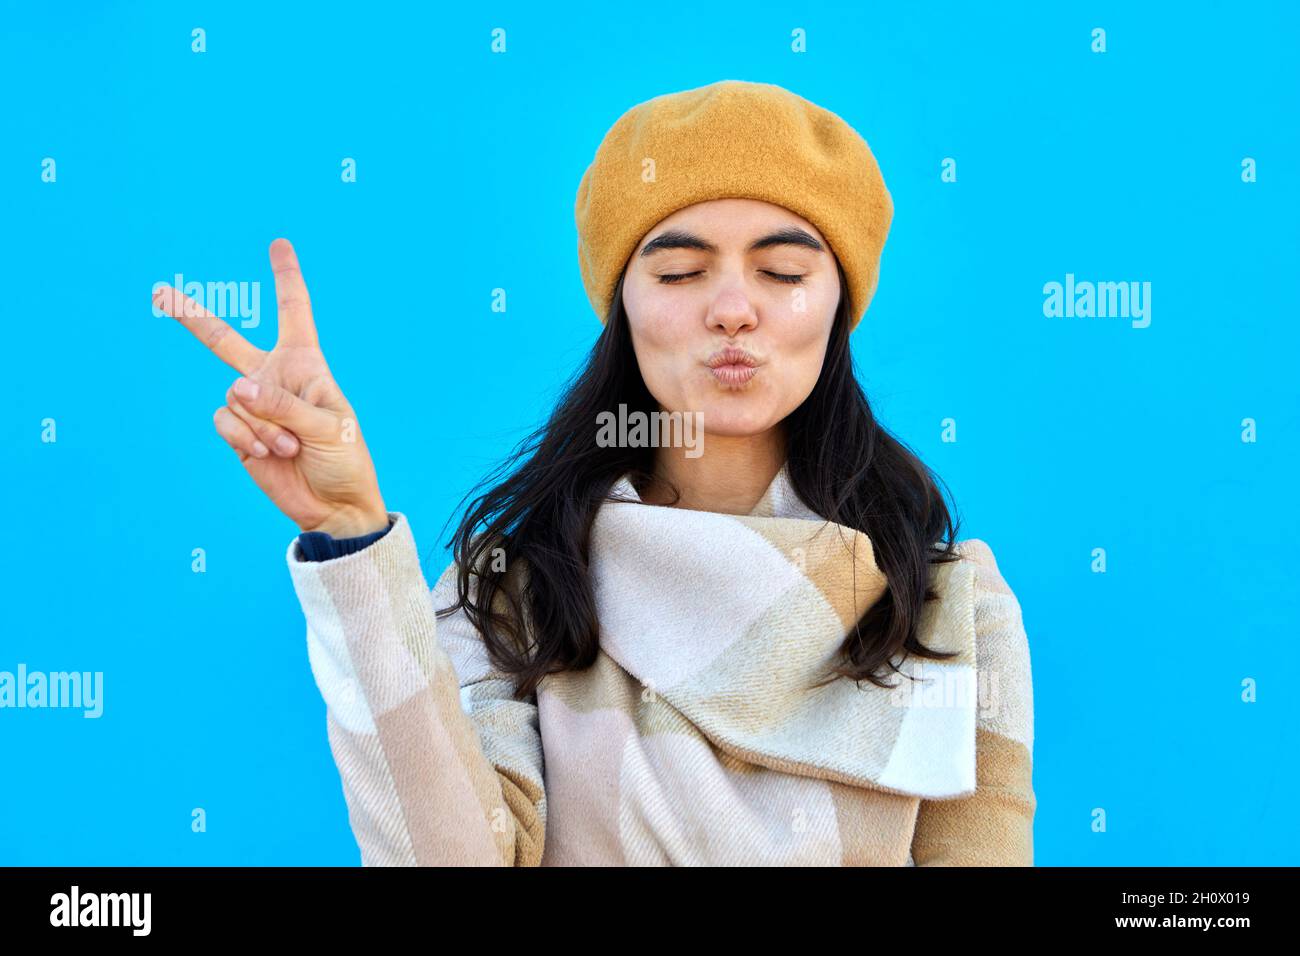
621, 197, 841, 438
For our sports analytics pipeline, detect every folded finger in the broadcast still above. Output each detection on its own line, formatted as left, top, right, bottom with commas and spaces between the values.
225, 387, 301, 456
229, 375, 335, 441
214, 406, 270, 461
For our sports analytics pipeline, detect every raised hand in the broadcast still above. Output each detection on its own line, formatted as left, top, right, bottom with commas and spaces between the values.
154, 238, 389, 538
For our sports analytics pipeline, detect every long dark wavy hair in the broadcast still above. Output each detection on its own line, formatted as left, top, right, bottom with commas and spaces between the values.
434, 256, 965, 701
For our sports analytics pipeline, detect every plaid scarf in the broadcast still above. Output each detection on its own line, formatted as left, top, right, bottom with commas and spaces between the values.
591, 464, 979, 800
287, 461, 1034, 866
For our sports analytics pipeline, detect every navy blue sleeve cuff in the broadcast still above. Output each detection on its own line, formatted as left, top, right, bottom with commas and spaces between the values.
297, 517, 395, 562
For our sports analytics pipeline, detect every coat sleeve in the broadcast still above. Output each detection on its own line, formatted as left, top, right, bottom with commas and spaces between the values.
910, 538, 1036, 866
285, 511, 547, 866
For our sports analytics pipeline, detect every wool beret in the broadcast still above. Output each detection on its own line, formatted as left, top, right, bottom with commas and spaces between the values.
574, 79, 894, 332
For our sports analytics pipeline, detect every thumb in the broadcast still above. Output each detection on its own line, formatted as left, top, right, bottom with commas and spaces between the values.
230, 376, 338, 441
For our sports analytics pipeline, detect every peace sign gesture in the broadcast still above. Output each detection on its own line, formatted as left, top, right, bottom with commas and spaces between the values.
154, 238, 389, 538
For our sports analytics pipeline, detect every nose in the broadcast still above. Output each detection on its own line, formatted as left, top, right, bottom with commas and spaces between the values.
706, 287, 758, 337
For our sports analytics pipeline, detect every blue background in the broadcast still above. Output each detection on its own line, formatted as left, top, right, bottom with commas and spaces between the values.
2, 0, 1297, 865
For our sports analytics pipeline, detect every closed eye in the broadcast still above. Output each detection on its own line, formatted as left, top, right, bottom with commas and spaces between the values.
657, 271, 806, 285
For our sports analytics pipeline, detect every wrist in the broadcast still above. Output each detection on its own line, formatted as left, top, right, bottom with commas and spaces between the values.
308, 506, 390, 539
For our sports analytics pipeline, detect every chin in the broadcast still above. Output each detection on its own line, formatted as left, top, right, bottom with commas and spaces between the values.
694, 399, 779, 437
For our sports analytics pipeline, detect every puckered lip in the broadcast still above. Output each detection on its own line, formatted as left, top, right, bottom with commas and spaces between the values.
705, 346, 760, 368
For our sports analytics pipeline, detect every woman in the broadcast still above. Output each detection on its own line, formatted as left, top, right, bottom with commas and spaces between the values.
154, 80, 1034, 866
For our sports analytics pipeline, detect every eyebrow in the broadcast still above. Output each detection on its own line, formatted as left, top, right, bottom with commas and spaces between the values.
638, 226, 825, 258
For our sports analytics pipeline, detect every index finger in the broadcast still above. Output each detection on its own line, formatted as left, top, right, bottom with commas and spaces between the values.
153, 284, 267, 376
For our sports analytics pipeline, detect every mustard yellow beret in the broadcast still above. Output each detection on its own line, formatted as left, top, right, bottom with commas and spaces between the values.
574, 79, 894, 332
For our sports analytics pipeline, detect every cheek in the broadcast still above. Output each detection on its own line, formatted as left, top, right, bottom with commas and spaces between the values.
768, 305, 835, 397
783, 279, 838, 329
627, 277, 702, 347
772, 292, 835, 354
625, 280, 679, 335
625, 286, 694, 397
